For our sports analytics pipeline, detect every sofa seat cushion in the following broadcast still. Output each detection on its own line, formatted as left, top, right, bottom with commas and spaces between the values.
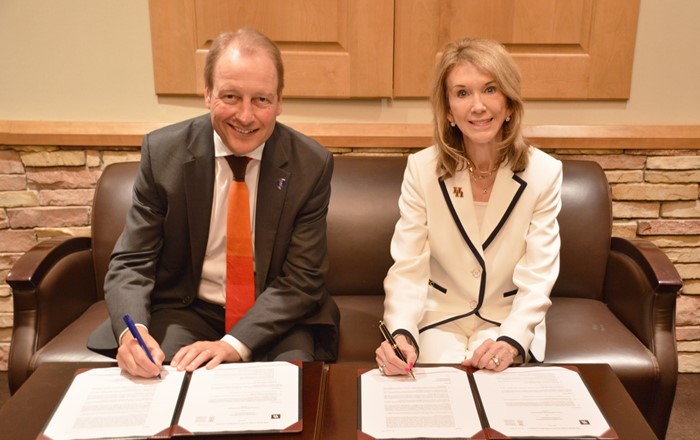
31, 301, 113, 372
545, 297, 657, 407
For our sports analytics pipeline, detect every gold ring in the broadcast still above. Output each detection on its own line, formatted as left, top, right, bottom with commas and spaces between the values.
492, 356, 500, 367
378, 364, 385, 375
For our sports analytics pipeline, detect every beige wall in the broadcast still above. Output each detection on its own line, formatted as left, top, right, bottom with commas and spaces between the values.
0, 0, 699, 125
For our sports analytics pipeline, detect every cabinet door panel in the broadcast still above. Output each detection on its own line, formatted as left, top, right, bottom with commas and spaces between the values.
150, 0, 393, 98
394, 0, 639, 99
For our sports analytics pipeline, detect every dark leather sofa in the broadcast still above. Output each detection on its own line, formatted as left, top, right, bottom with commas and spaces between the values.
7, 155, 682, 438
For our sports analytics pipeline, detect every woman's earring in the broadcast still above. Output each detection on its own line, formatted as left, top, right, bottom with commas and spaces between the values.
505, 116, 511, 122
449, 121, 456, 127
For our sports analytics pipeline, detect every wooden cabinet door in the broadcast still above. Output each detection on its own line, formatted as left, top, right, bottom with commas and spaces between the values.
149, 0, 394, 98
394, 0, 640, 99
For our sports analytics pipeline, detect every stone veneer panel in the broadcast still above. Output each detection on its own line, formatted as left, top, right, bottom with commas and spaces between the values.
0, 145, 698, 372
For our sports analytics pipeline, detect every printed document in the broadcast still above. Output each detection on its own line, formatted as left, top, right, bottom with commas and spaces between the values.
359, 365, 615, 439
360, 366, 482, 439
474, 366, 611, 438
177, 361, 300, 433
43, 366, 185, 439
41, 362, 301, 439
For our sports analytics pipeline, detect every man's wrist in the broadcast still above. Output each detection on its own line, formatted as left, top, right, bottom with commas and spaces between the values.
118, 323, 148, 346
221, 334, 252, 361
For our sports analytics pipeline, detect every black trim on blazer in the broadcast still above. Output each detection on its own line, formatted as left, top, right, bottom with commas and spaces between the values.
497, 335, 526, 362
419, 176, 526, 335
420, 310, 478, 333
393, 329, 420, 358
428, 279, 447, 294
420, 179, 487, 334
438, 178, 485, 269
475, 311, 501, 327
483, 174, 527, 249
503, 289, 518, 298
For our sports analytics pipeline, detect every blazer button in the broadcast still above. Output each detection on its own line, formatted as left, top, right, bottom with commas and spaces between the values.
472, 268, 482, 278
182, 296, 190, 304
469, 300, 477, 308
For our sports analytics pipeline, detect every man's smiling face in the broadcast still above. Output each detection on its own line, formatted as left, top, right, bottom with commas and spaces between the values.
205, 46, 282, 155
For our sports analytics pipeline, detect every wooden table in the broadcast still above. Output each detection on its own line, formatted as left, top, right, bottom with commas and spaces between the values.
0, 362, 326, 440
0, 362, 657, 439
320, 362, 659, 440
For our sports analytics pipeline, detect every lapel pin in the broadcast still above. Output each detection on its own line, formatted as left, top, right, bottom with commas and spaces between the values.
453, 187, 464, 198
276, 178, 287, 190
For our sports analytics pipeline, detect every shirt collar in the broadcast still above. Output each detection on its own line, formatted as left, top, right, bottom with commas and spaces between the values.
213, 130, 265, 161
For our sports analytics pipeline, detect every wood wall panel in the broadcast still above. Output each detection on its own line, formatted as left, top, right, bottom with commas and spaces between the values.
149, 0, 198, 94
150, 0, 639, 100
149, 0, 393, 98
3, 121, 699, 150
394, 0, 640, 100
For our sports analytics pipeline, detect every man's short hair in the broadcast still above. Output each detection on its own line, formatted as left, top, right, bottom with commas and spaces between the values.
204, 28, 284, 96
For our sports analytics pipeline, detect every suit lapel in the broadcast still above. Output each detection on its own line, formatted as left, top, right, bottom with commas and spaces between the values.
439, 174, 485, 264
442, 171, 483, 253
183, 116, 216, 285
253, 124, 290, 291
481, 168, 527, 249
440, 166, 527, 261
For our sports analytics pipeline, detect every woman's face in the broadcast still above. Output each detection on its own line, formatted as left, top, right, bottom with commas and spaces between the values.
445, 62, 511, 150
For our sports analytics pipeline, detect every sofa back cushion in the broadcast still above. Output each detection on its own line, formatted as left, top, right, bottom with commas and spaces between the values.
326, 156, 407, 297
89, 156, 612, 303
552, 160, 611, 301
326, 157, 613, 302
91, 161, 140, 300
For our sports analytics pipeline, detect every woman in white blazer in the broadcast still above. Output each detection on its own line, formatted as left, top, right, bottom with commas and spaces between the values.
376, 38, 562, 376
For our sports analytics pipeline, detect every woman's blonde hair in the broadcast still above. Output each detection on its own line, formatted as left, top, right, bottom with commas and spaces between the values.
431, 38, 530, 178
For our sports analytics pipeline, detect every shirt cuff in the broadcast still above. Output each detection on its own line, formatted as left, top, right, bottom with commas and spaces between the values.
222, 334, 252, 361
118, 323, 148, 346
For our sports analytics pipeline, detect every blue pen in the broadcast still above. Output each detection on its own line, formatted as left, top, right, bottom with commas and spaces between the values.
123, 314, 161, 378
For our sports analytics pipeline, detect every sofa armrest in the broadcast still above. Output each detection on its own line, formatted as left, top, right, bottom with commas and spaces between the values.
604, 236, 682, 349
6, 236, 97, 391
604, 236, 681, 440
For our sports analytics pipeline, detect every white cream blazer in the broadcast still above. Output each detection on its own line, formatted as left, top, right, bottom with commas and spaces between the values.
383, 146, 562, 361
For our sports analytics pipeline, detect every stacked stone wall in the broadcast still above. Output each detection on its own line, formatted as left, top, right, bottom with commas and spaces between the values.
1, 145, 698, 371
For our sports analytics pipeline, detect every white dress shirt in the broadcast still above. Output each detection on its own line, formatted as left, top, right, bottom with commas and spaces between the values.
198, 131, 265, 361
121, 132, 264, 360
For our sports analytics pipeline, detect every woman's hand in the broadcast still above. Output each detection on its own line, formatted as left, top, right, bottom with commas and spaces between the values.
375, 334, 417, 376
466, 339, 519, 372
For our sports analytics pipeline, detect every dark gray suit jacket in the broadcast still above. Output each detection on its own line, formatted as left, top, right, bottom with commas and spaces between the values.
88, 114, 339, 361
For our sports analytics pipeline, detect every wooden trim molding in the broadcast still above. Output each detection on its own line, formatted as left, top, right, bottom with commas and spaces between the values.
1, 120, 699, 150
0, 120, 163, 148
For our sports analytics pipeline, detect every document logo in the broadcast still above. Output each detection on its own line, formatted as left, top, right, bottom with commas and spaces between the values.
271, 414, 281, 419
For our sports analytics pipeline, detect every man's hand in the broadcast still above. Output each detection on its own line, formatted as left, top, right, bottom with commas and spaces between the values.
171, 340, 242, 372
116, 328, 165, 378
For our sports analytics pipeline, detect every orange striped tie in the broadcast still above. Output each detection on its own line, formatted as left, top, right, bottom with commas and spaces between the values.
224, 155, 255, 332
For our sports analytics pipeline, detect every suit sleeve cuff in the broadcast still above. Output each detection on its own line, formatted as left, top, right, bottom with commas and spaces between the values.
222, 334, 252, 361
118, 323, 148, 346
497, 335, 525, 361
393, 329, 420, 358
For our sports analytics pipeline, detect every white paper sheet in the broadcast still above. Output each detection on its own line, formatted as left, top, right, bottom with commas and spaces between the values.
176, 361, 300, 434
43, 366, 185, 440
473, 366, 611, 438
360, 366, 483, 439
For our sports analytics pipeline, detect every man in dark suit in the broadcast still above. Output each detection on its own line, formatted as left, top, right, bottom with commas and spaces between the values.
88, 28, 339, 378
